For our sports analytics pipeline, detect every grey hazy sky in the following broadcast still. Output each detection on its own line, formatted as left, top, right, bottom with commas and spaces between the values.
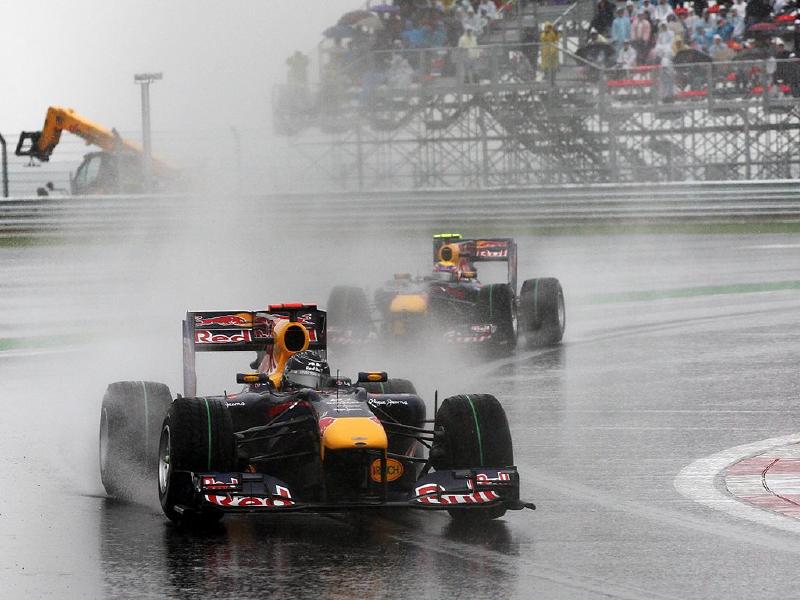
0, 1, 357, 134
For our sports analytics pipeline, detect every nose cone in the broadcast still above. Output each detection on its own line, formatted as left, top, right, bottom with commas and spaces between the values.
390, 294, 428, 314
322, 417, 388, 454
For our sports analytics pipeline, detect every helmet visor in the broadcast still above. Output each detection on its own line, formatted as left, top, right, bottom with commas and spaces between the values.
285, 370, 323, 389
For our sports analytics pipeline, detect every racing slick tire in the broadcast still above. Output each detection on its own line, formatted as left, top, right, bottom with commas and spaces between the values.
476, 284, 517, 352
158, 397, 236, 524
327, 285, 371, 340
519, 277, 565, 348
99, 381, 173, 499
431, 394, 513, 521
359, 378, 417, 395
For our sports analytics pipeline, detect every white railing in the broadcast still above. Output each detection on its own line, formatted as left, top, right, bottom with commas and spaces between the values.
1, 180, 799, 237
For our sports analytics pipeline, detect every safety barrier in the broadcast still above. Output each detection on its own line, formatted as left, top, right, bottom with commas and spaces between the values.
1, 180, 799, 237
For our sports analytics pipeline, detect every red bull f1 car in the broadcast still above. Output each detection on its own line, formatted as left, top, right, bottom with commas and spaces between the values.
98, 303, 534, 524
328, 234, 565, 352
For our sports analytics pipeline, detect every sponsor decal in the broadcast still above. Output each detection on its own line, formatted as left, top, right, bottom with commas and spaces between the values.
368, 398, 410, 406
370, 458, 404, 482
195, 329, 252, 344
226, 401, 245, 407
201, 476, 240, 491
195, 313, 252, 328
476, 248, 508, 258
476, 471, 512, 484
318, 416, 336, 435
413, 482, 500, 505
204, 485, 294, 508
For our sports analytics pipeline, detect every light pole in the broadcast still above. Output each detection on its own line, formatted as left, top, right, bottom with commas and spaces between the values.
134, 72, 162, 192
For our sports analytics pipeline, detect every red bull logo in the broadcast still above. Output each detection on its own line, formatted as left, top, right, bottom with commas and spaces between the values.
195, 312, 253, 327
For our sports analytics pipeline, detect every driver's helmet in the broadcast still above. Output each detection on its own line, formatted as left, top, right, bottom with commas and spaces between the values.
283, 351, 330, 390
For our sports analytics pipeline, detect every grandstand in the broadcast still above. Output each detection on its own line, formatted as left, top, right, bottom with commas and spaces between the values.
272, 0, 800, 190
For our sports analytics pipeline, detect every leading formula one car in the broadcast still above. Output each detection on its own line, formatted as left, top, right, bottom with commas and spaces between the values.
328, 234, 565, 353
98, 303, 534, 524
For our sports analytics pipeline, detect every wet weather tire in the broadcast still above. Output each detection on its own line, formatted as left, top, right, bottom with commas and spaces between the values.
158, 397, 235, 524
476, 284, 517, 352
519, 277, 565, 347
431, 394, 513, 521
327, 286, 371, 339
99, 381, 173, 499
359, 378, 417, 395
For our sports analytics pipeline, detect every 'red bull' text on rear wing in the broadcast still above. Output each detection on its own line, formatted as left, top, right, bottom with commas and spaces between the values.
182, 304, 326, 397
432, 234, 518, 293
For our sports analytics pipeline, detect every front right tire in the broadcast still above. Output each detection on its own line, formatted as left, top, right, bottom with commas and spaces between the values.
158, 397, 235, 524
431, 394, 514, 521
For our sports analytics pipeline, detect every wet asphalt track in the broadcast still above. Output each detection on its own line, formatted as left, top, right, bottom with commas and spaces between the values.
1, 232, 800, 599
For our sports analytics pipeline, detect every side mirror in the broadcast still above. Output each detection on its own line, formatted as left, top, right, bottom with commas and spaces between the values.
237, 371, 268, 384
357, 371, 388, 383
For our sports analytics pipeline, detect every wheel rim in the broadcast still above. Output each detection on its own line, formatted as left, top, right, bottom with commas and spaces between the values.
158, 426, 171, 495
99, 407, 109, 473
557, 292, 566, 331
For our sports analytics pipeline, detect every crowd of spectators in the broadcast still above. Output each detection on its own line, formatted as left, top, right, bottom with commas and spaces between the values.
305, 0, 800, 100
587, 0, 798, 65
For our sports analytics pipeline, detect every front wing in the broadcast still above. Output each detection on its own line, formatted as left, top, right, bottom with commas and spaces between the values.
180, 467, 534, 515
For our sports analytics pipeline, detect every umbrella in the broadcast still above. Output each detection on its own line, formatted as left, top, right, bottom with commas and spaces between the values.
747, 21, 779, 32
370, 4, 400, 13
673, 48, 712, 65
576, 42, 616, 68
324, 24, 356, 38
339, 10, 374, 25
355, 14, 384, 31
732, 46, 769, 60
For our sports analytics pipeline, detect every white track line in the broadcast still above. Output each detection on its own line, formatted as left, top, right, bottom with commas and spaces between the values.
674, 433, 800, 534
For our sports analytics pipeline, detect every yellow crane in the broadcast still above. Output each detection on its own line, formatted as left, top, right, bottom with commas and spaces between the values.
16, 106, 173, 194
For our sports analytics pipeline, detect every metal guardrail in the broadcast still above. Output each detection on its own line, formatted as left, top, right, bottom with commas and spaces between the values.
0, 180, 799, 237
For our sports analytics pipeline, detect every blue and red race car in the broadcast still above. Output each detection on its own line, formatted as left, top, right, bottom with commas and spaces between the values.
99, 303, 534, 524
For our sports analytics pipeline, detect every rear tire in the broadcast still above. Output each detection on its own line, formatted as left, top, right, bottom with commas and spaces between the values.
431, 394, 513, 521
158, 397, 235, 524
327, 286, 371, 339
476, 284, 517, 351
519, 277, 565, 347
99, 381, 172, 499
359, 378, 417, 395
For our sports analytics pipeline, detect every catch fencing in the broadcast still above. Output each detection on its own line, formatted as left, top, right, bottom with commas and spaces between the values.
0, 180, 799, 237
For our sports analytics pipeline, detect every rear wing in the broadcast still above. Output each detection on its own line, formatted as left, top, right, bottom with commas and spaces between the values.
432, 235, 518, 292
182, 304, 326, 397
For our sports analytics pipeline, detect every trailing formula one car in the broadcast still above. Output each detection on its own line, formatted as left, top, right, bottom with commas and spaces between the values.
328, 233, 565, 352
98, 303, 534, 524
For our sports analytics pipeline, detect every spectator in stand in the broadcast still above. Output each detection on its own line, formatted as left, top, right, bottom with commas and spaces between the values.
592, 0, 616, 37
638, 0, 654, 16
710, 34, 735, 59
458, 27, 480, 83
612, 7, 633, 53
730, 7, 745, 40
772, 0, 788, 17
691, 23, 708, 50
632, 10, 653, 63
667, 13, 685, 38
731, 0, 747, 17
286, 51, 310, 87
618, 39, 639, 67
540, 21, 560, 86
625, 1, 637, 21
655, 21, 676, 57
658, 47, 676, 99
463, 7, 484, 35
684, 6, 699, 33
654, 0, 675, 23
479, 0, 499, 21
716, 15, 733, 41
